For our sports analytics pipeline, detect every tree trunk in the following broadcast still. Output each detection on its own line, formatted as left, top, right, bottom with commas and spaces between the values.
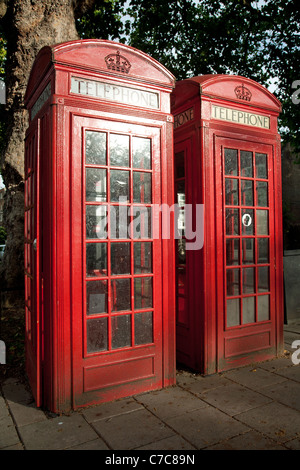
0, 1, 95, 306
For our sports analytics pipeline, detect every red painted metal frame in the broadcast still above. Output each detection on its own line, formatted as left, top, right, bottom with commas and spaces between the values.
171, 75, 283, 374
24, 40, 176, 413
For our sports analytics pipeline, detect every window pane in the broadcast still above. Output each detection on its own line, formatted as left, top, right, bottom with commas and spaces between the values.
110, 170, 129, 202
242, 297, 255, 324
242, 209, 254, 235
86, 205, 108, 239
133, 172, 152, 203
241, 180, 254, 206
240, 151, 253, 177
87, 318, 108, 353
86, 243, 107, 277
86, 131, 106, 165
258, 238, 269, 264
257, 295, 270, 321
111, 242, 130, 275
243, 267, 255, 294
226, 239, 240, 266
225, 179, 238, 205
110, 134, 129, 167
135, 311, 153, 345
226, 268, 240, 296
111, 279, 131, 312
258, 266, 269, 292
110, 206, 130, 239
86, 168, 106, 202
242, 238, 254, 265
256, 153, 268, 179
132, 206, 152, 239
132, 137, 151, 169
175, 151, 185, 178
134, 277, 153, 309
256, 210, 269, 235
225, 148, 238, 176
256, 181, 268, 207
227, 298, 240, 327
134, 242, 152, 273
86, 280, 108, 314
226, 209, 239, 235
111, 315, 131, 349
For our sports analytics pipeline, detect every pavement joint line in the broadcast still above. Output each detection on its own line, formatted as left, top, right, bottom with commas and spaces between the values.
0, 383, 25, 450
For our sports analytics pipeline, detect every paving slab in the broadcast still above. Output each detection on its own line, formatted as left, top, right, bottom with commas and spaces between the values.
273, 364, 300, 382
200, 382, 272, 416
18, 413, 100, 450
0, 415, 21, 449
205, 429, 288, 450
92, 408, 175, 450
176, 371, 230, 395
81, 397, 143, 423
1, 378, 33, 405
258, 356, 294, 371
235, 401, 300, 444
135, 387, 207, 419
163, 406, 249, 449
223, 365, 287, 390
258, 379, 300, 411
7, 401, 47, 427
136, 434, 196, 450
67, 438, 110, 450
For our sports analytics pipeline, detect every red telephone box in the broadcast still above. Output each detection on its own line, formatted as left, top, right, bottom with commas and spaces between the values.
171, 75, 284, 374
24, 39, 176, 412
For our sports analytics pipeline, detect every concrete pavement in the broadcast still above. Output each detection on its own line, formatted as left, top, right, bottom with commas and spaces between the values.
1, 320, 300, 451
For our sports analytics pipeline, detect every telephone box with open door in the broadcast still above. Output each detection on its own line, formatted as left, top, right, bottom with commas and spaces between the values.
24, 39, 176, 413
171, 75, 284, 374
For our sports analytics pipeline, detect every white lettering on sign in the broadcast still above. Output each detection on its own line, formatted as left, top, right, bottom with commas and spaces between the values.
174, 107, 194, 128
71, 77, 159, 109
31, 82, 51, 120
212, 105, 270, 129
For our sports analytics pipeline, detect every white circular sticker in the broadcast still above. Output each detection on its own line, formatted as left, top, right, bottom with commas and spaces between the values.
242, 213, 252, 227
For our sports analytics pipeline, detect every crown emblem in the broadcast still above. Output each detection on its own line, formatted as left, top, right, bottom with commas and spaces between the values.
234, 84, 252, 101
105, 50, 131, 74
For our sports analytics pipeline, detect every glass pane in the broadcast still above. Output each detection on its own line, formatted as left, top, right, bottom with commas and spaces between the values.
87, 318, 108, 353
175, 151, 185, 178
132, 137, 151, 169
256, 153, 268, 179
135, 311, 153, 345
241, 180, 254, 206
133, 172, 152, 203
227, 298, 240, 327
86, 280, 108, 314
86, 205, 108, 239
110, 134, 129, 167
86, 131, 106, 165
86, 168, 106, 202
226, 268, 240, 296
226, 209, 239, 235
86, 243, 107, 277
225, 148, 238, 176
177, 180, 185, 206
258, 266, 269, 292
242, 238, 254, 265
111, 315, 131, 349
134, 277, 153, 309
257, 295, 270, 321
242, 297, 255, 324
256, 181, 268, 207
225, 179, 238, 205
256, 210, 269, 235
240, 151, 253, 177
132, 206, 152, 239
110, 170, 129, 202
177, 239, 186, 264
110, 206, 130, 239
134, 242, 152, 273
242, 209, 254, 235
243, 267, 255, 294
111, 242, 130, 275
111, 279, 131, 312
258, 238, 269, 264
226, 239, 240, 266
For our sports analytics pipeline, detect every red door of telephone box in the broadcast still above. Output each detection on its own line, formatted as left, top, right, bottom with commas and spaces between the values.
171, 75, 284, 374
24, 40, 176, 413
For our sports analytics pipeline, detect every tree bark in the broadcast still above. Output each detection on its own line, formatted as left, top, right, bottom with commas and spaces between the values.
0, 0, 93, 305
